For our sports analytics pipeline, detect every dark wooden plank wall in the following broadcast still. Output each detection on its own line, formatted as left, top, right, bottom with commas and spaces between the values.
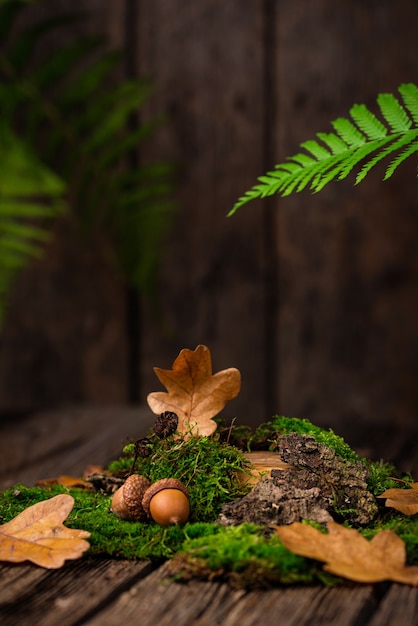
273, 0, 418, 438
0, 1, 417, 440
0, 1, 130, 411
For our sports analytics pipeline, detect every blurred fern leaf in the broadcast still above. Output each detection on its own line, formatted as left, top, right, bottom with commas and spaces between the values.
230, 83, 418, 214
0, 126, 66, 324
0, 1, 174, 324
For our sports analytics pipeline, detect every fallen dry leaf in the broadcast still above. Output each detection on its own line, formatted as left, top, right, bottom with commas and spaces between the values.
147, 344, 241, 436
240, 451, 295, 485
83, 464, 104, 478
0, 494, 90, 568
35, 475, 90, 489
275, 520, 418, 585
378, 483, 418, 515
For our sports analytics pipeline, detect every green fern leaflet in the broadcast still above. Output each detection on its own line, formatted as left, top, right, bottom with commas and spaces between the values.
0, 1, 174, 326
230, 83, 418, 215
0, 127, 66, 325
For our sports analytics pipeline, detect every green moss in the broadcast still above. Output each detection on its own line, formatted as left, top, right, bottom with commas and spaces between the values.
362, 514, 418, 565
172, 515, 418, 587
364, 460, 408, 496
0, 434, 254, 562
260, 415, 361, 462
0, 484, 338, 586
224, 413, 374, 466
247, 415, 407, 498
0, 484, 213, 560
0, 484, 333, 582
169, 523, 322, 588
109, 433, 252, 521
1, 416, 417, 588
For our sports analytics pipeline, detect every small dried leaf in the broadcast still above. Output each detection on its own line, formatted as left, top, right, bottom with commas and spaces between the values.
147, 345, 241, 436
36, 475, 90, 489
83, 465, 104, 478
378, 483, 418, 515
275, 520, 418, 585
0, 494, 90, 568
240, 451, 295, 485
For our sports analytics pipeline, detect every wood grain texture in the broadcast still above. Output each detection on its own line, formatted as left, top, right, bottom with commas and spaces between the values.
0, 2, 129, 413
136, 0, 267, 424
0, 405, 154, 489
0, 559, 154, 626
197, 585, 379, 626
80, 564, 380, 626
0, 557, 416, 626
367, 584, 418, 626
1, 408, 418, 625
272, 0, 418, 433
2, 404, 416, 489
0, 564, 47, 605
83, 563, 244, 626
0, 0, 417, 441
1, 561, 413, 626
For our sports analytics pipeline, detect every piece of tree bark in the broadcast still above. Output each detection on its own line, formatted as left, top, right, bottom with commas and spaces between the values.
219, 434, 377, 527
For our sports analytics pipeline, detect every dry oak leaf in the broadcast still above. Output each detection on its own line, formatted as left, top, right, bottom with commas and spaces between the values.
275, 520, 418, 585
147, 344, 241, 436
35, 475, 90, 489
0, 494, 90, 569
378, 483, 418, 515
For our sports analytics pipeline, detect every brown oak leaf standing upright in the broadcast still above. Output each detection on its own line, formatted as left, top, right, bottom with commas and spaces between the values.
0, 494, 90, 568
147, 345, 241, 436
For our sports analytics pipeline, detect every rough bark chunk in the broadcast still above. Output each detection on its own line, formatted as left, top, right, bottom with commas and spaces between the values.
219, 434, 377, 527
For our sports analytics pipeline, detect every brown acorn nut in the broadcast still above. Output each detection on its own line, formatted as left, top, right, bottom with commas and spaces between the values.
111, 474, 151, 521
142, 478, 190, 526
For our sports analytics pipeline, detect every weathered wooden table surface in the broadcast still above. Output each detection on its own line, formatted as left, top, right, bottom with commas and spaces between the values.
0, 406, 417, 626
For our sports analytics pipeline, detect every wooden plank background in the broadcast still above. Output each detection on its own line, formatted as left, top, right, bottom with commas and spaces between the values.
0, 0, 417, 441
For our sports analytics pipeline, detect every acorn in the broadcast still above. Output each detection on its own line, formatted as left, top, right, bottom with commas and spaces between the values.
142, 478, 190, 526
111, 474, 151, 521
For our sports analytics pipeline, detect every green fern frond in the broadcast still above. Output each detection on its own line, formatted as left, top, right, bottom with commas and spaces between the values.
230, 83, 418, 215
0, 127, 66, 324
399, 83, 418, 125
332, 117, 366, 146
355, 132, 414, 184
377, 93, 412, 132
349, 104, 387, 140
384, 137, 418, 180
0, 0, 174, 318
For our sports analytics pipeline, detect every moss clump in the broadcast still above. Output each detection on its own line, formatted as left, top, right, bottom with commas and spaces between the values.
0, 483, 338, 582
256, 415, 362, 461
0, 484, 218, 561
168, 523, 322, 588
108, 433, 252, 522
170, 514, 418, 587
362, 514, 418, 566
1, 415, 417, 588
0, 433, 253, 562
235, 415, 406, 498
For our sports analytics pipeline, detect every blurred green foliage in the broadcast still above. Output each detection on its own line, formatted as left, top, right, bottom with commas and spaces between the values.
0, 0, 174, 326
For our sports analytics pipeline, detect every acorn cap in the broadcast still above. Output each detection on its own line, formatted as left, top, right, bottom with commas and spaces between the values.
153, 411, 179, 438
111, 474, 151, 521
142, 478, 189, 517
